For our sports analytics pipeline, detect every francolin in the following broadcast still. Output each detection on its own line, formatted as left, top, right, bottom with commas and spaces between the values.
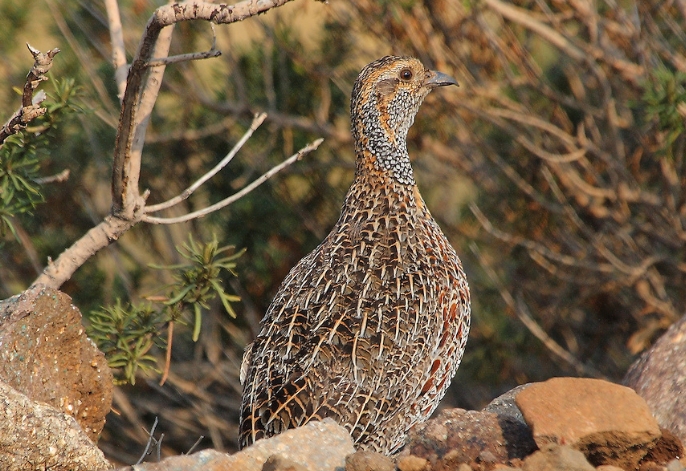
239, 56, 471, 454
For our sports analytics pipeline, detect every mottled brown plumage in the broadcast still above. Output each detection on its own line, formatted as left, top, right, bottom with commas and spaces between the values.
239, 56, 470, 454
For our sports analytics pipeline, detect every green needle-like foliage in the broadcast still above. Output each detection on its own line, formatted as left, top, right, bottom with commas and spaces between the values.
87, 300, 164, 385
87, 234, 244, 384
0, 78, 81, 239
159, 234, 244, 341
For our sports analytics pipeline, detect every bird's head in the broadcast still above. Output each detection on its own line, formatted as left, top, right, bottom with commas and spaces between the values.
350, 56, 457, 185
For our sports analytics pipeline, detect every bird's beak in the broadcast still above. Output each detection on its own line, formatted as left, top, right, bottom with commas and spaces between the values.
425, 70, 459, 88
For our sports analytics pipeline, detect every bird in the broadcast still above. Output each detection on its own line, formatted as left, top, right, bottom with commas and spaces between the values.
239, 55, 470, 455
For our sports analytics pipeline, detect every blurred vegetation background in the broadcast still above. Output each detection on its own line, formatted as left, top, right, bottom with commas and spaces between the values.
1, 0, 685, 465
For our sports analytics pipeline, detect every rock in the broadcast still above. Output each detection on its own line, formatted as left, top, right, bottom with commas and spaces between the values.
522, 444, 594, 471
624, 313, 686, 445
345, 450, 395, 471
401, 408, 537, 469
515, 377, 661, 468
263, 454, 307, 471
483, 384, 532, 423
595, 466, 625, 471
396, 455, 429, 471
640, 428, 685, 468
0, 381, 111, 471
0, 285, 112, 441
667, 459, 686, 471
122, 419, 355, 471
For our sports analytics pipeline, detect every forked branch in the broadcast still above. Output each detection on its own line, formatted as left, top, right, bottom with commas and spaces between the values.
31, 0, 313, 290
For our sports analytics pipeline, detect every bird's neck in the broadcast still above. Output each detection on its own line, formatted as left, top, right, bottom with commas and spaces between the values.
341, 150, 427, 224
352, 97, 416, 186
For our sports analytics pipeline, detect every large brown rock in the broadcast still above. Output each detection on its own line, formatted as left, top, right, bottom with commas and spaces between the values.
515, 377, 661, 469
0, 285, 113, 441
624, 313, 686, 445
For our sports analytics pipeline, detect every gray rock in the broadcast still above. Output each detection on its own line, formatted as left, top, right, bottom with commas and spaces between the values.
401, 407, 537, 468
123, 419, 354, 471
624, 313, 686, 445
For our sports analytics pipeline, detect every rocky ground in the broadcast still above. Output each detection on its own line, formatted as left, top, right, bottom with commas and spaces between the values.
1, 286, 685, 471
123, 377, 685, 471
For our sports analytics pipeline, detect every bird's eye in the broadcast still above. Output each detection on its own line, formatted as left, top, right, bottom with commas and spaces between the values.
399, 68, 413, 81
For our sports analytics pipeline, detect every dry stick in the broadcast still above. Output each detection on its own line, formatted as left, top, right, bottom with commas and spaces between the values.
124, 23, 175, 217
147, 22, 221, 67
143, 138, 324, 224
104, 0, 128, 101
160, 321, 174, 386
34, 168, 70, 184
145, 113, 268, 214
135, 417, 160, 465
147, 49, 221, 67
186, 435, 205, 455
0, 46, 59, 145
469, 242, 606, 379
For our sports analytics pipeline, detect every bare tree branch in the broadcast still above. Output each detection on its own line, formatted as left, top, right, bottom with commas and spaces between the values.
147, 23, 221, 67
142, 137, 324, 224
31, 0, 305, 290
112, 0, 296, 218
145, 113, 268, 214
104, 0, 128, 101
0, 45, 59, 146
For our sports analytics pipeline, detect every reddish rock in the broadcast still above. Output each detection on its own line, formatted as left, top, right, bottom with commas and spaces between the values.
522, 444, 594, 471
0, 285, 113, 441
639, 429, 685, 469
345, 450, 395, 471
396, 455, 430, 471
402, 408, 537, 469
624, 313, 686, 445
263, 454, 307, 471
515, 377, 661, 469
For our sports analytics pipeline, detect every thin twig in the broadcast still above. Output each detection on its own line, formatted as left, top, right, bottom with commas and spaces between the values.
135, 417, 159, 465
144, 113, 267, 213
147, 22, 221, 67
159, 321, 174, 386
143, 138, 324, 224
185, 435, 205, 455
34, 168, 70, 184
147, 49, 222, 67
